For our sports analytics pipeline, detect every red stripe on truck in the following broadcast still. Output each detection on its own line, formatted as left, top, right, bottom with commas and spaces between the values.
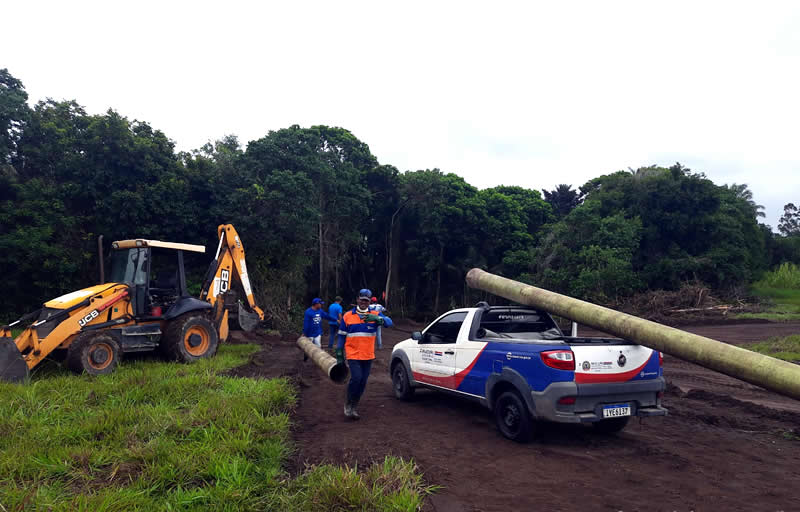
413, 346, 486, 389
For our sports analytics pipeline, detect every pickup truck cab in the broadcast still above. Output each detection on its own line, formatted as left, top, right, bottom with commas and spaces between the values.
390, 303, 667, 442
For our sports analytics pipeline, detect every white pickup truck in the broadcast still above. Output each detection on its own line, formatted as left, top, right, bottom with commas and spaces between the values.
390, 303, 667, 442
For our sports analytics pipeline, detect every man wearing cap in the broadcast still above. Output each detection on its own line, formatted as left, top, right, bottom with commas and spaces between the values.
369, 296, 386, 349
327, 296, 344, 349
336, 288, 393, 420
303, 298, 336, 348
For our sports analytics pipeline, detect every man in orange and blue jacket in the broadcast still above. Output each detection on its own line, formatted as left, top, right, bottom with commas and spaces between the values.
336, 288, 393, 420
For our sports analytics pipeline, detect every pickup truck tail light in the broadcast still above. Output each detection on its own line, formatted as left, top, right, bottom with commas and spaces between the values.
541, 350, 575, 371
659, 351, 663, 366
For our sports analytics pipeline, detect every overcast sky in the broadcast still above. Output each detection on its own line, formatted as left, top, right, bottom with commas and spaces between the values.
5, 1, 799, 228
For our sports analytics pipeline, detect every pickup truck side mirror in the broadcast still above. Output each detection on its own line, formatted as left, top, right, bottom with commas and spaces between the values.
411, 331, 422, 341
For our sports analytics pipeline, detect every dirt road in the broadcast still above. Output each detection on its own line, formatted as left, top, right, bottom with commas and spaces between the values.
230, 322, 800, 512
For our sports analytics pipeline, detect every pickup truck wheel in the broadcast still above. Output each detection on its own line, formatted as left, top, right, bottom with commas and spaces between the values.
494, 390, 534, 443
592, 416, 630, 434
392, 362, 415, 400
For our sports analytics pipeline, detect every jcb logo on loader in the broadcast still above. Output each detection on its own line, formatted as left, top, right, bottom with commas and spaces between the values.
214, 269, 230, 297
78, 310, 100, 327
220, 269, 230, 293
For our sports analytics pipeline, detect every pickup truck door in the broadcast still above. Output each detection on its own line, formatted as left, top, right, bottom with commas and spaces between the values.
412, 311, 466, 388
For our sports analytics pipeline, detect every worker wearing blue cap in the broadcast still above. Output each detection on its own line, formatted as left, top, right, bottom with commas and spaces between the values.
303, 298, 336, 347
336, 288, 393, 419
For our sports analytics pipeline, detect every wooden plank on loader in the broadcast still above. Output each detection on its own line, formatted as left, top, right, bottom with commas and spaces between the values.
466, 268, 800, 401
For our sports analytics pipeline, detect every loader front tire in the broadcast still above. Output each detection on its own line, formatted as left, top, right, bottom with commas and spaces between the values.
67, 332, 121, 376
162, 314, 219, 363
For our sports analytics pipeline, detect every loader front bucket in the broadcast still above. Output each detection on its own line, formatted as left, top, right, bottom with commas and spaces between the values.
237, 303, 261, 332
0, 337, 28, 383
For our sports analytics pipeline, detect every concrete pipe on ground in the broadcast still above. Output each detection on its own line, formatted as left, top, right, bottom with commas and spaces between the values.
297, 336, 349, 384
466, 268, 800, 401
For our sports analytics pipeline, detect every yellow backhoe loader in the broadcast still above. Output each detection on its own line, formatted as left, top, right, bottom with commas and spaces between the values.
0, 224, 264, 383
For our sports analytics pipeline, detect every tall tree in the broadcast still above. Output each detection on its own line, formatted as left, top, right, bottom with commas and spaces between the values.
778, 203, 799, 236
724, 183, 765, 219
244, 125, 376, 298
398, 170, 485, 313
542, 184, 582, 218
542, 164, 766, 294
0, 69, 29, 166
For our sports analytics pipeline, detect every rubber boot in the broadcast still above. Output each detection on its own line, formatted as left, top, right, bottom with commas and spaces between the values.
350, 398, 361, 420
344, 389, 355, 419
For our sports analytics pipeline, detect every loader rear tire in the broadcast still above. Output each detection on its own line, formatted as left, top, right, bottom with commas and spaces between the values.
162, 314, 219, 363
67, 332, 121, 376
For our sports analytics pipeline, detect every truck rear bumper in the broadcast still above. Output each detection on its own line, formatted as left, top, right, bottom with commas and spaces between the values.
531, 377, 668, 424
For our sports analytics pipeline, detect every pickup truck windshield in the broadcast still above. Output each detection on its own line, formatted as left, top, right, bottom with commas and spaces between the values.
477, 309, 562, 340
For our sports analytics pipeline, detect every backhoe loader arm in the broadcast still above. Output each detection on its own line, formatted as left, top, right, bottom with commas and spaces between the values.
200, 224, 265, 322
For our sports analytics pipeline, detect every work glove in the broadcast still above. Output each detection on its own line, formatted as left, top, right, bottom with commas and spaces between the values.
365, 314, 384, 325
335, 348, 345, 364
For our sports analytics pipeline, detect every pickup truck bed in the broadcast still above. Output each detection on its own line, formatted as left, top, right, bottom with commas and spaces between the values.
390, 303, 667, 442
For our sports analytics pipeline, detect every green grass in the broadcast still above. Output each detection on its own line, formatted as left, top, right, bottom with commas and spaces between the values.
276, 457, 438, 511
0, 345, 433, 511
744, 334, 800, 362
734, 276, 800, 322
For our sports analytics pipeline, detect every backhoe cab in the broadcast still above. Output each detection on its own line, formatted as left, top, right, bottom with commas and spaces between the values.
0, 224, 264, 384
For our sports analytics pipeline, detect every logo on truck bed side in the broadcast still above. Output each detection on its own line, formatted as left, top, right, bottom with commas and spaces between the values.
506, 352, 532, 361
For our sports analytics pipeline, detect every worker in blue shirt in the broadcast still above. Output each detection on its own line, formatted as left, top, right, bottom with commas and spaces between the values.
303, 298, 335, 347
327, 296, 344, 349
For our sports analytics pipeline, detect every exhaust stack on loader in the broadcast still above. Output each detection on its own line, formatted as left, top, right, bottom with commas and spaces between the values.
296, 336, 349, 384
466, 268, 800, 401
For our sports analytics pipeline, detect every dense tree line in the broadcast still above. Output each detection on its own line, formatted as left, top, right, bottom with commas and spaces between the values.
1, 69, 798, 327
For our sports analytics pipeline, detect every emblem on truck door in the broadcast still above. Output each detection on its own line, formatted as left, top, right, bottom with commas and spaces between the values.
617, 353, 627, 367
582, 361, 591, 371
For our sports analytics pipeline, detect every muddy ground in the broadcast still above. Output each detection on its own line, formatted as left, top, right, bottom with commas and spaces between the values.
229, 322, 800, 512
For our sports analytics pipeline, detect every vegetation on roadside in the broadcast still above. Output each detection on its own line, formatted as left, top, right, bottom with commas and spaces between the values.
754, 263, 800, 289
0, 346, 432, 511
734, 264, 800, 322
744, 335, 800, 362
276, 457, 438, 511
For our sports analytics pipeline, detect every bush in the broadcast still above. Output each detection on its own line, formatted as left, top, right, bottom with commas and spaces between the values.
756, 263, 800, 289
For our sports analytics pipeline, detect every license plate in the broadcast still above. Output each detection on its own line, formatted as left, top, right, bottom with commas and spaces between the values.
603, 404, 631, 418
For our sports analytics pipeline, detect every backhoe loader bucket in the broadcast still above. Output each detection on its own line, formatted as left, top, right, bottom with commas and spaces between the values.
0, 337, 28, 384
237, 303, 261, 332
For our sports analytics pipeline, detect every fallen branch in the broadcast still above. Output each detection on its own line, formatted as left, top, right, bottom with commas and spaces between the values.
665, 305, 740, 314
